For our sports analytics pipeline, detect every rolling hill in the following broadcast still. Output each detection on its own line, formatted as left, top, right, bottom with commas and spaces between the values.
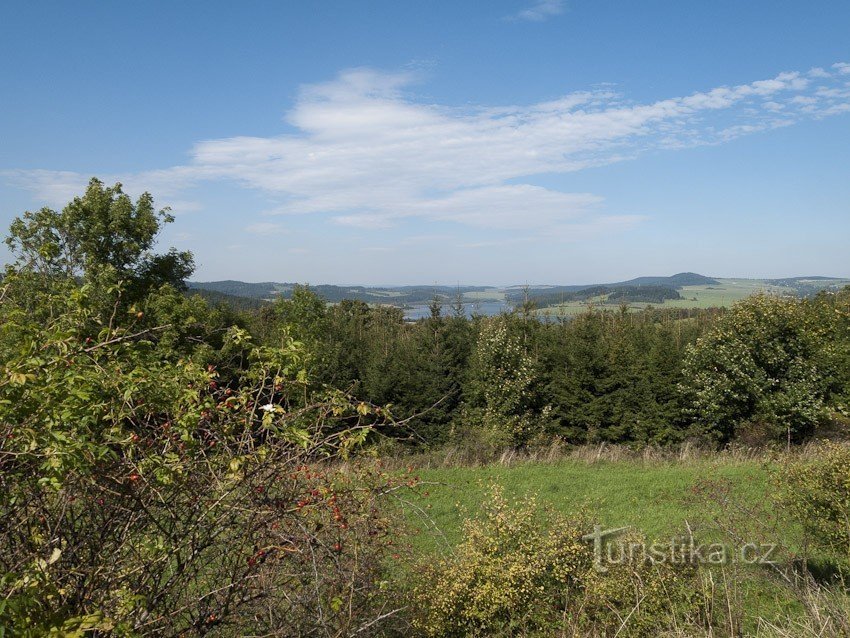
187, 273, 850, 316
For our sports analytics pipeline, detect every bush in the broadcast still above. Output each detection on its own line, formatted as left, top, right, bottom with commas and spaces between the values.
411, 488, 701, 637
778, 443, 850, 564
0, 284, 409, 636
680, 294, 829, 444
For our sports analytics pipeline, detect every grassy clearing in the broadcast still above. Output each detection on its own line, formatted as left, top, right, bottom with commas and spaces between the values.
660, 279, 789, 309
463, 289, 506, 302
405, 455, 774, 551
397, 451, 834, 629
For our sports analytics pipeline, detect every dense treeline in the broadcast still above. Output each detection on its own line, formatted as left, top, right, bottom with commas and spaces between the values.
242, 284, 850, 448
187, 279, 491, 305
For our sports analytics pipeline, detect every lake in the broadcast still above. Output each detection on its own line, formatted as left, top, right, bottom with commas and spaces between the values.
403, 300, 509, 320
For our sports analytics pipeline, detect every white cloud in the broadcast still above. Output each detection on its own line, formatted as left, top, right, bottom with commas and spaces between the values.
507, 0, 566, 22
332, 214, 396, 229
3, 170, 92, 207
164, 200, 203, 214
408, 185, 604, 229
6, 63, 850, 241
244, 222, 287, 235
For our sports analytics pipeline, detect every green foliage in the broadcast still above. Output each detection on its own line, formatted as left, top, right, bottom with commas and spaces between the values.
246, 285, 850, 449
541, 310, 697, 444
412, 487, 701, 637
0, 281, 408, 635
0, 183, 409, 636
779, 443, 850, 562
412, 488, 590, 636
680, 294, 833, 443
465, 316, 544, 446
4, 177, 193, 308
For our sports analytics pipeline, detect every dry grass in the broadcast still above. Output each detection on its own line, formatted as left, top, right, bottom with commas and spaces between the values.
376, 439, 842, 472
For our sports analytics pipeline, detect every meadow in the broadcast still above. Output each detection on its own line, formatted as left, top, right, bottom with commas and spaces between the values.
536, 279, 790, 316
405, 451, 773, 549
397, 448, 844, 633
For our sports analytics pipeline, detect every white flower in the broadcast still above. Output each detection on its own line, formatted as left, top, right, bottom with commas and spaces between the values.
260, 404, 276, 413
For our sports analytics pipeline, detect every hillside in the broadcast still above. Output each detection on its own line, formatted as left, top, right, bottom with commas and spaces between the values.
187, 280, 491, 305
188, 273, 850, 316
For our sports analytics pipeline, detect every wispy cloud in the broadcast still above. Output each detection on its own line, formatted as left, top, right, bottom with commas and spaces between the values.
507, 0, 566, 22
244, 222, 287, 235
5, 63, 850, 240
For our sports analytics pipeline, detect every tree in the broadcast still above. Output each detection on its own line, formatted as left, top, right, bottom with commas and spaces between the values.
466, 315, 543, 446
0, 183, 409, 635
5, 178, 193, 301
680, 294, 829, 444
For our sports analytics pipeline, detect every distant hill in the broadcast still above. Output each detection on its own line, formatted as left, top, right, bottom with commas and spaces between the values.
187, 273, 848, 315
615, 272, 719, 287
187, 281, 490, 305
516, 284, 683, 308
763, 276, 850, 297
186, 288, 270, 311
504, 272, 717, 305
187, 280, 282, 299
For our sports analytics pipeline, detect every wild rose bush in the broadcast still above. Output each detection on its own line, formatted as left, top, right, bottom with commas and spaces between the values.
0, 277, 411, 636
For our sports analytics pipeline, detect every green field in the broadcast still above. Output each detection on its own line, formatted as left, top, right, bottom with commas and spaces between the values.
400, 454, 827, 627
406, 456, 774, 551
654, 279, 789, 309
534, 278, 850, 317
462, 289, 507, 302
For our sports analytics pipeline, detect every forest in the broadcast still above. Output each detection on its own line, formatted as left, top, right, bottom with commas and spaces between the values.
2, 180, 850, 636
252, 279, 849, 450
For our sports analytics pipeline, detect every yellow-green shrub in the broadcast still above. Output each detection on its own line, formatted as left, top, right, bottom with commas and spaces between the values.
779, 442, 850, 562
411, 488, 701, 637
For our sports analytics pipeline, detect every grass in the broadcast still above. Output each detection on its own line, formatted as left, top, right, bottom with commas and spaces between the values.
462, 289, 506, 302
404, 455, 774, 552
395, 450, 835, 630
658, 280, 789, 309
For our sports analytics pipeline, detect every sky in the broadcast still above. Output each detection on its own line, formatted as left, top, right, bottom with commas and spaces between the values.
1, 1, 849, 286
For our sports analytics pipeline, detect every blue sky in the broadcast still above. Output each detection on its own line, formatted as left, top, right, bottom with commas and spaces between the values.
1, 0, 849, 285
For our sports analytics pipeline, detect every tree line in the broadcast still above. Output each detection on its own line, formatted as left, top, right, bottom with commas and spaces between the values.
246, 281, 850, 449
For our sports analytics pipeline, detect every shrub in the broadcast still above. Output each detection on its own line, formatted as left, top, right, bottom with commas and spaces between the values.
778, 442, 850, 563
411, 488, 701, 637
0, 284, 409, 636
680, 294, 829, 444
